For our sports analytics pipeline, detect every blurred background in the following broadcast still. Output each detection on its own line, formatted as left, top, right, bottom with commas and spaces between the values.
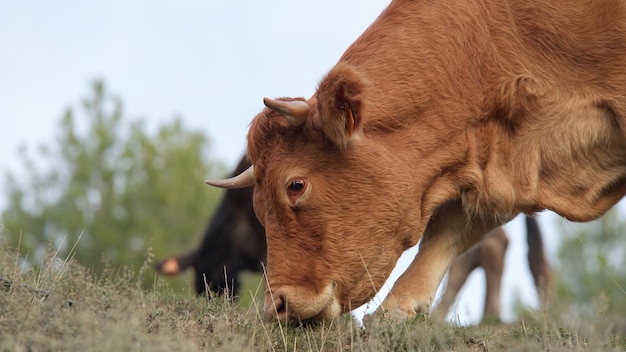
1, 0, 624, 325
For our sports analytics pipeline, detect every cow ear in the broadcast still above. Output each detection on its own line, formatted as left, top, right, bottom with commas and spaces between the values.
316, 63, 365, 150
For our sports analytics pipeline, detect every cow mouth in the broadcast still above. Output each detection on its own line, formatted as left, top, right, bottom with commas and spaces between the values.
265, 281, 341, 322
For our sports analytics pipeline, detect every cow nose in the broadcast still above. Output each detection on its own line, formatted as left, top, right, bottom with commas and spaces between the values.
265, 291, 287, 320
264, 283, 339, 321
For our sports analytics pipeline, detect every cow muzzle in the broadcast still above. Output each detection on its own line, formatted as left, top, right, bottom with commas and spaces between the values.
264, 282, 341, 322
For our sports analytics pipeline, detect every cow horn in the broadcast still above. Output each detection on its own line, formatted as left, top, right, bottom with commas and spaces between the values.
263, 97, 309, 126
205, 165, 254, 189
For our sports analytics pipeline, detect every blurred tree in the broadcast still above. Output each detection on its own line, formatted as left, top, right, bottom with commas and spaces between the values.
556, 207, 626, 317
1, 80, 226, 288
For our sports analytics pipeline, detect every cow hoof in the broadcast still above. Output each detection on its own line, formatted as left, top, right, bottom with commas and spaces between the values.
371, 304, 428, 321
363, 307, 430, 329
362, 310, 403, 329
374, 297, 431, 322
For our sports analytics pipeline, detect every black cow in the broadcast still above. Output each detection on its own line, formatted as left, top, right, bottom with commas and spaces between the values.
154, 156, 265, 296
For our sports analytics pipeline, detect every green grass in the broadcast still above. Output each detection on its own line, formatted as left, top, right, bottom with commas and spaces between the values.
0, 241, 624, 351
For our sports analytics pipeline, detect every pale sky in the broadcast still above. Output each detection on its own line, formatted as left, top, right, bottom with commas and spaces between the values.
0, 0, 618, 325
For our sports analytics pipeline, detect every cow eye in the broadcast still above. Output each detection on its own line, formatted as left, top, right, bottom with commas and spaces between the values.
289, 180, 304, 192
287, 178, 307, 203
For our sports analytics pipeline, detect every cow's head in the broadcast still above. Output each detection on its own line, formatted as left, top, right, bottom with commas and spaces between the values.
207, 64, 430, 321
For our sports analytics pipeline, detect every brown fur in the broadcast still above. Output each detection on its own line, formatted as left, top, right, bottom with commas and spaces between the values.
242, 0, 626, 321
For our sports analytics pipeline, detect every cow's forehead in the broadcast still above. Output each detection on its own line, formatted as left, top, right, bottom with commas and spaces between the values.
253, 146, 328, 188
248, 110, 330, 174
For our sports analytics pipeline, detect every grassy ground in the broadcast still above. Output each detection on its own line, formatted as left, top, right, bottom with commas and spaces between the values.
0, 242, 624, 351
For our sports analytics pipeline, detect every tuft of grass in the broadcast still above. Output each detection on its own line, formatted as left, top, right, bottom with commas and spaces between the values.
0, 239, 624, 351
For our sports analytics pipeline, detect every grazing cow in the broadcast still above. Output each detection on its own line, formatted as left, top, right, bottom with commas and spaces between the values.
208, 0, 626, 321
155, 157, 265, 296
431, 216, 551, 323
160, 156, 549, 324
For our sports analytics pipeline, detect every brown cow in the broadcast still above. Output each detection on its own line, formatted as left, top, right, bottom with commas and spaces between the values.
208, 0, 626, 322
161, 155, 549, 323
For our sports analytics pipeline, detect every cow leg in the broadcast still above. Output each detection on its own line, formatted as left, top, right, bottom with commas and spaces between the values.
525, 216, 551, 307
378, 199, 507, 318
479, 227, 508, 323
430, 245, 481, 322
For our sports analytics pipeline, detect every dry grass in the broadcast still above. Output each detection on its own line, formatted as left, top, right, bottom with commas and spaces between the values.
0, 241, 624, 352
